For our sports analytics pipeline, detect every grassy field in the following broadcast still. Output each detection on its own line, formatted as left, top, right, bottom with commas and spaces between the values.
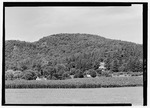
5, 87, 143, 105
5, 76, 143, 89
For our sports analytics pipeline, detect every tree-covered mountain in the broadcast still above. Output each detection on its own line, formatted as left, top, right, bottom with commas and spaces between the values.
5, 33, 143, 75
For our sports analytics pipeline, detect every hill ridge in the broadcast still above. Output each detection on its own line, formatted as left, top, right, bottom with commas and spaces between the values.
5, 33, 142, 46
5, 33, 143, 73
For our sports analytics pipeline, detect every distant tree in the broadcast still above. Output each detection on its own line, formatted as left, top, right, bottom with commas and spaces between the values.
118, 63, 128, 72
13, 70, 23, 79
88, 69, 97, 78
62, 71, 70, 80
42, 65, 56, 79
74, 69, 84, 78
5, 70, 24, 80
47, 61, 53, 66
32, 60, 43, 75
127, 58, 143, 72
70, 68, 76, 75
110, 59, 119, 72
96, 69, 102, 75
22, 70, 37, 80
17, 58, 32, 71
20, 65, 28, 71
55, 64, 67, 72
9, 64, 18, 71
53, 73, 61, 80
50, 76, 57, 80
57, 70, 65, 79
67, 62, 76, 69
5, 61, 10, 71
5, 70, 15, 80
101, 70, 111, 77
105, 57, 112, 70
92, 60, 100, 70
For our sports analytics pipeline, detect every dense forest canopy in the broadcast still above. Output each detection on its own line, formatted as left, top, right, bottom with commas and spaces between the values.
5, 33, 143, 80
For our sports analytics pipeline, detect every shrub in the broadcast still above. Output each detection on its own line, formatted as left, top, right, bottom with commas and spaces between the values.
70, 68, 76, 75
74, 69, 84, 78
62, 71, 70, 80
96, 69, 102, 74
5, 70, 24, 80
101, 70, 111, 77
19, 65, 28, 71
54, 64, 67, 79
47, 75, 57, 80
13, 70, 23, 79
42, 65, 56, 78
32, 60, 42, 73
10, 65, 18, 71
67, 62, 76, 69
5, 70, 15, 80
55, 64, 67, 72
46, 75, 51, 80
53, 73, 62, 80
51, 76, 58, 80
22, 70, 37, 80
88, 69, 97, 78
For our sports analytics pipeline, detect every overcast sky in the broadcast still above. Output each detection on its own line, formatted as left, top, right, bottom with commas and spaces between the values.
5, 5, 142, 44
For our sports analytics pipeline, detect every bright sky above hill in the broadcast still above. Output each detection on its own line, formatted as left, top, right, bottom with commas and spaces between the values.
5, 4, 142, 44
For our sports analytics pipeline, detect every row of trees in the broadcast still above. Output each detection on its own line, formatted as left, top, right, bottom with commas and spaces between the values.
5, 64, 99, 80
5, 51, 143, 80
64, 51, 143, 72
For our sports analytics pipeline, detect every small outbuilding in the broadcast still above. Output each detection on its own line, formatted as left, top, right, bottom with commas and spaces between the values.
70, 75, 74, 79
98, 62, 106, 72
86, 74, 92, 78
36, 76, 47, 80
83, 70, 92, 78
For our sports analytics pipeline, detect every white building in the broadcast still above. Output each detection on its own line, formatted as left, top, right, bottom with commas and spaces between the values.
86, 74, 91, 78
36, 76, 47, 80
98, 62, 106, 71
70, 75, 74, 79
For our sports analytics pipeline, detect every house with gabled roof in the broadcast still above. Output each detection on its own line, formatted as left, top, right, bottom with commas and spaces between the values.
98, 62, 106, 71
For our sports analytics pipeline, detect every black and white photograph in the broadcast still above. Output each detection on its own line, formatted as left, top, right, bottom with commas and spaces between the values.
2, 2, 147, 106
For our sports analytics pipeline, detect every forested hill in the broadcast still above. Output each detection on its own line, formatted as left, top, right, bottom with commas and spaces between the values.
5, 33, 143, 72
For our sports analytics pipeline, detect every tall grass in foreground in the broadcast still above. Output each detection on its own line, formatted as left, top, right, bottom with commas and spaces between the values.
5, 77, 143, 89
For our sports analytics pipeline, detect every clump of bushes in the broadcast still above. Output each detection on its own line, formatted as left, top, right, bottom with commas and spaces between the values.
70, 68, 76, 75
22, 70, 37, 80
74, 69, 84, 78
87, 69, 97, 78
62, 72, 70, 80
5, 70, 23, 80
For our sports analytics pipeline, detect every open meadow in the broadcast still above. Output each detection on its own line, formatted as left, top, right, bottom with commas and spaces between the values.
5, 76, 143, 88
5, 76, 143, 105
5, 87, 143, 105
